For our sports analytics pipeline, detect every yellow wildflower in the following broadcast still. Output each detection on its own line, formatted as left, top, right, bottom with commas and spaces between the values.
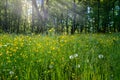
0, 53, 2, 56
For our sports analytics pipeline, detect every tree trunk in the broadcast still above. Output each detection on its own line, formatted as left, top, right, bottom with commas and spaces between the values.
60, 13, 64, 33
32, 0, 43, 33
32, 1, 34, 33
17, 17, 20, 33
118, 0, 120, 32
4, 0, 8, 32
66, 10, 69, 34
112, 3, 116, 32
71, 0, 76, 34
97, 0, 100, 32
0, 6, 1, 31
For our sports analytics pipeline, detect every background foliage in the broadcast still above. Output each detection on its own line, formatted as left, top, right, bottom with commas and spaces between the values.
0, 0, 120, 34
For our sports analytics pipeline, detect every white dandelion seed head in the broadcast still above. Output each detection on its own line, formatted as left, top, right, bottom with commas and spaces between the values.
74, 53, 78, 58
86, 59, 89, 63
49, 65, 53, 69
98, 54, 104, 59
6, 43, 11, 45
69, 53, 78, 59
77, 64, 80, 68
69, 55, 74, 59
3, 45, 7, 47
9, 71, 14, 75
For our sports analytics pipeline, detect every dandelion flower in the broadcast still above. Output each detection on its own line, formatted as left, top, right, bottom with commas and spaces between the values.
0, 53, 2, 56
0, 45, 2, 48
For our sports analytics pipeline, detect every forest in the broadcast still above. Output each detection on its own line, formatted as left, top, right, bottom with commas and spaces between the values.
0, 0, 120, 34
0, 0, 120, 80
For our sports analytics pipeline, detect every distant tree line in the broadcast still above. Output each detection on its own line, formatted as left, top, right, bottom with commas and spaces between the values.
0, 0, 120, 34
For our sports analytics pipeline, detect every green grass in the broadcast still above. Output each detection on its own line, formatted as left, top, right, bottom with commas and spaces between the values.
0, 33, 120, 80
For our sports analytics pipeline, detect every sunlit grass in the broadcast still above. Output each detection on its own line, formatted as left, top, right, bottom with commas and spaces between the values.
0, 33, 120, 80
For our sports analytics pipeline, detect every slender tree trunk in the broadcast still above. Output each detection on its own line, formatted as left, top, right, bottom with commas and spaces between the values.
8, 9, 11, 33
118, 0, 120, 32
17, 17, 20, 33
60, 13, 64, 33
44, 0, 49, 33
32, 1, 34, 33
71, 0, 76, 34
66, 10, 69, 34
0, 6, 1, 30
97, 0, 100, 32
112, 3, 116, 32
23, 21, 26, 33
11, 13, 15, 33
32, 0, 42, 19
32, 0, 43, 33
102, 12, 108, 33
4, 0, 8, 32
40, 0, 45, 33
108, 1, 110, 32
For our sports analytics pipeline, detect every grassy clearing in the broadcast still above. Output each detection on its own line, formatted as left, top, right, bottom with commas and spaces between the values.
0, 33, 120, 80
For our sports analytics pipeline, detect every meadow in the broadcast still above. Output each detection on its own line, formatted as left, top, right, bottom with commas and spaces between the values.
0, 33, 120, 80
